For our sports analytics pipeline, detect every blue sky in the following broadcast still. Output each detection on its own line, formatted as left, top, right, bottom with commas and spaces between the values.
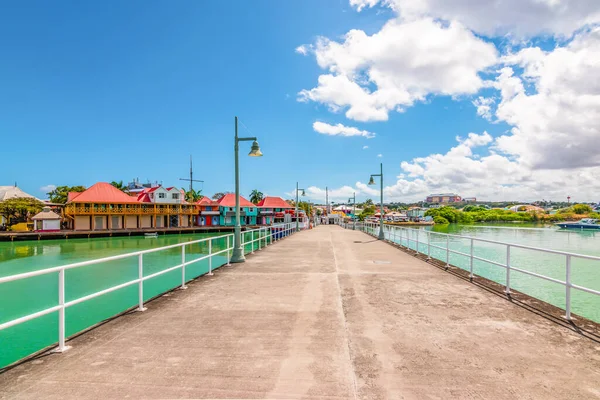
1, 0, 599, 203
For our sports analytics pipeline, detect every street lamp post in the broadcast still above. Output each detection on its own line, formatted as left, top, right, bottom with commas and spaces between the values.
348, 192, 356, 230
368, 163, 385, 240
231, 116, 262, 263
295, 182, 306, 232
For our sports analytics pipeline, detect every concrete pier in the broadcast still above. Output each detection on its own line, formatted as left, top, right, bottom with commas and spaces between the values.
1, 226, 599, 399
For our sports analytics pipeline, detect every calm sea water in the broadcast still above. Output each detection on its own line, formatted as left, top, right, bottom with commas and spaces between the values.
379, 223, 600, 324
0, 231, 266, 368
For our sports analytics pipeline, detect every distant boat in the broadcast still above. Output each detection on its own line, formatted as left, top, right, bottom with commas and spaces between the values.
556, 219, 600, 230
144, 232, 159, 238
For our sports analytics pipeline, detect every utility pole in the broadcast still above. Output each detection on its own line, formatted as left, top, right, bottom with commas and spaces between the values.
180, 155, 204, 193
326, 186, 329, 214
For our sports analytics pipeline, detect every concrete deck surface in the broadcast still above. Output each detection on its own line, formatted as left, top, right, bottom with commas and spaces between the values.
1, 226, 599, 399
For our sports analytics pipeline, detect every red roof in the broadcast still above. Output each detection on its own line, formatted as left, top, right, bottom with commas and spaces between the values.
216, 193, 254, 207
196, 196, 218, 206
257, 196, 293, 209
67, 192, 83, 202
67, 182, 139, 204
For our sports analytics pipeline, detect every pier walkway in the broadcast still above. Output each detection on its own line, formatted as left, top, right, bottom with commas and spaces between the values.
1, 226, 599, 399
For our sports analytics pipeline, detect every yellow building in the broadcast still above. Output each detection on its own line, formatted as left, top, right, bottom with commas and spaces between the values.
64, 182, 195, 231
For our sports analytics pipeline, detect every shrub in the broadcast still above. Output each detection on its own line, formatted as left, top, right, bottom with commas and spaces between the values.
572, 204, 593, 215
433, 216, 450, 225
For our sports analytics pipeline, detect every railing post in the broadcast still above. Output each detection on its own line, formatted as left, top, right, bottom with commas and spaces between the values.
208, 239, 213, 275
427, 231, 431, 260
565, 255, 572, 320
56, 269, 69, 352
226, 235, 231, 266
138, 254, 146, 311
505, 245, 511, 294
416, 230, 419, 255
180, 245, 187, 289
445, 235, 450, 270
469, 238, 474, 280
250, 230, 255, 254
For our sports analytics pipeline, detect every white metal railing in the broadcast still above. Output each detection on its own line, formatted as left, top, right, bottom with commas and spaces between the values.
345, 221, 600, 321
0, 222, 296, 362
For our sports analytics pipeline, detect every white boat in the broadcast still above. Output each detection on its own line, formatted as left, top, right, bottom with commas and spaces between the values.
144, 232, 159, 238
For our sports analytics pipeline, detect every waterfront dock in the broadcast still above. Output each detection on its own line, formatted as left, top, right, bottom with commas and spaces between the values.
1, 225, 599, 399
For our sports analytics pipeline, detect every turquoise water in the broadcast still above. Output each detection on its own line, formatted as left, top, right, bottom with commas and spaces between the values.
0, 229, 274, 368
373, 223, 600, 323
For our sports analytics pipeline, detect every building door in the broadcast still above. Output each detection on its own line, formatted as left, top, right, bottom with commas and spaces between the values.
95, 216, 104, 230
206, 216, 212, 226
111, 216, 120, 229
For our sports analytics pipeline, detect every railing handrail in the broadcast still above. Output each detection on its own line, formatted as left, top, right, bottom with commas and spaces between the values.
351, 221, 600, 321
359, 221, 600, 261
0, 223, 294, 285
0, 222, 298, 366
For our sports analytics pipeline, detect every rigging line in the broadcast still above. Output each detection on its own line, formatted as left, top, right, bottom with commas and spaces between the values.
237, 118, 255, 137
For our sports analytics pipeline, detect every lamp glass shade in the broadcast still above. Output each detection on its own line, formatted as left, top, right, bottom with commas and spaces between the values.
248, 141, 263, 157
301, 189, 306, 196
368, 176, 375, 185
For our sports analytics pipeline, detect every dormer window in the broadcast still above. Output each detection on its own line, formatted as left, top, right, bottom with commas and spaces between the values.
172, 193, 179, 200
158, 193, 166, 199
150, 193, 154, 199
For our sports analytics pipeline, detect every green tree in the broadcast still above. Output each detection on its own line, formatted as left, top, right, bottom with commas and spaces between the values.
249, 189, 264, 205
110, 181, 129, 193
212, 192, 230, 200
364, 198, 374, 206
0, 197, 44, 226
433, 215, 450, 225
47, 185, 86, 204
183, 188, 202, 203
297, 201, 312, 216
572, 204, 593, 215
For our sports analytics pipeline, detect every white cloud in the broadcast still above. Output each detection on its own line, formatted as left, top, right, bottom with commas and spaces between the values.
295, 45, 309, 55
313, 121, 375, 138
299, 18, 498, 121
377, 154, 383, 158
363, 145, 369, 149
297, 1, 600, 201
40, 184, 56, 193
472, 97, 495, 121
494, 27, 600, 170
349, 0, 600, 37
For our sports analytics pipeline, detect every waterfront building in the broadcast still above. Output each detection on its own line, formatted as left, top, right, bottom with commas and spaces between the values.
32, 206, 61, 232
426, 193, 462, 203
216, 194, 258, 226
196, 196, 220, 226
0, 185, 40, 225
407, 207, 427, 221
256, 196, 293, 225
64, 182, 195, 231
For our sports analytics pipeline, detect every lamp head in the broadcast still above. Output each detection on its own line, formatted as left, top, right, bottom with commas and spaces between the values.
301, 189, 306, 196
248, 140, 263, 157
368, 176, 375, 185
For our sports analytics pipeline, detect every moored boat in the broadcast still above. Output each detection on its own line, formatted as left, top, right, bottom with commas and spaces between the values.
556, 218, 600, 230
144, 232, 159, 238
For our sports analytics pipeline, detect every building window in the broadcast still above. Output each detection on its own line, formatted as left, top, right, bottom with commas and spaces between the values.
172, 193, 179, 200
249, 208, 254, 212
158, 193, 166, 199
206, 206, 212, 211
150, 193, 154, 199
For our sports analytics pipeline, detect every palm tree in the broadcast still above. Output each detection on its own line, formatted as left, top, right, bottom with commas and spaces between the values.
183, 188, 202, 203
249, 189, 264, 205
110, 181, 129, 193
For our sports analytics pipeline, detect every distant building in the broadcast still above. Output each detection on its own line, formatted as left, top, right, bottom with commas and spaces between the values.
0, 185, 40, 225
463, 197, 477, 203
32, 206, 61, 232
216, 194, 258, 226
407, 207, 426, 221
256, 197, 294, 225
426, 193, 462, 204
196, 196, 221, 226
